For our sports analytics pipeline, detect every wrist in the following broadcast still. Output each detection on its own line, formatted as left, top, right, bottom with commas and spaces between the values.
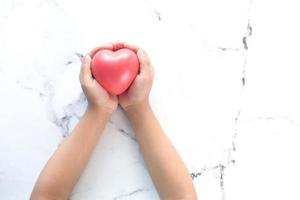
124, 100, 151, 115
86, 105, 113, 118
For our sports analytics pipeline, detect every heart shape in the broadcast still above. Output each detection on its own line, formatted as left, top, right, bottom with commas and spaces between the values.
91, 48, 139, 95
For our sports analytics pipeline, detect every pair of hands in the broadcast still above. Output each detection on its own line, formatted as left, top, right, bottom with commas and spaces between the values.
79, 42, 154, 114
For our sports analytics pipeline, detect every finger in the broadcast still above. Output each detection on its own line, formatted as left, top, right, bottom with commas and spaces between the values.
112, 41, 139, 53
124, 42, 139, 53
137, 49, 153, 76
112, 41, 124, 51
88, 43, 114, 58
80, 55, 92, 84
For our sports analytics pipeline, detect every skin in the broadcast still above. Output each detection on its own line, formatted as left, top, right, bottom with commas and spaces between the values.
31, 42, 197, 200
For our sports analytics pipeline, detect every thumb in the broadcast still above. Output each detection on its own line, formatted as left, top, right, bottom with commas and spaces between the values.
137, 49, 153, 77
80, 55, 92, 83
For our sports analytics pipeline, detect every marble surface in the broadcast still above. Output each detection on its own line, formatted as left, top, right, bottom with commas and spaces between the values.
1, 0, 300, 199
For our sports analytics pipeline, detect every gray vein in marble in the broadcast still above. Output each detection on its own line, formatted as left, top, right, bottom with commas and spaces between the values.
219, 8, 253, 198
242, 0, 253, 86
75, 52, 84, 63
232, 110, 241, 152
113, 188, 151, 200
242, 22, 252, 86
13, 61, 89, 142
143, 0, 162, 21
242, 23, 253, 51
52, 93, 86, 137
192, 5, 254, 197
15, 80, 46, 99
153, 9, 161, 21
256, 115, 300, 129
190, 169, 204, 180
53, 114, 72, 137
15, 77, 73, 139
232, 0, 253, 153
190, 166, 228, 199
10, 0, 17, 10
108, 120, 137, 142
66, 53, 82, 66
229, 20, 251, 161
42, 53, 85, 138
217, 47, 241, 52
219, 164, 226, 200
191, 163, 230, 200
215, 1, 253, 199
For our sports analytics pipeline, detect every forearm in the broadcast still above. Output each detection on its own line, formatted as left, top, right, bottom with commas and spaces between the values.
31, 108, 110, 200
126, 102, 196, 199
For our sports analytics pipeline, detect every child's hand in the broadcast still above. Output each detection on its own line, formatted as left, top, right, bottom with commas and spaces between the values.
80, 44, 118, 114
114, 42, 154, 111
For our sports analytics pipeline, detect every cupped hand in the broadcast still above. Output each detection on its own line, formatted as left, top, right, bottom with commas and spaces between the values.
79, 44, 118, 114
112, 42, 154, 111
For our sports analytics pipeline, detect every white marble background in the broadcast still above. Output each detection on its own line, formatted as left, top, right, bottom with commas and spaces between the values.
0, 0, 300, 199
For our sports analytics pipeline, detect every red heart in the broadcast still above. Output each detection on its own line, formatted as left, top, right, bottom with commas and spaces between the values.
91, 48, 139, 95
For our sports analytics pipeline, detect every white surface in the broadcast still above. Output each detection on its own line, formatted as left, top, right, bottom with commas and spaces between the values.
0, 0, 300, 199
